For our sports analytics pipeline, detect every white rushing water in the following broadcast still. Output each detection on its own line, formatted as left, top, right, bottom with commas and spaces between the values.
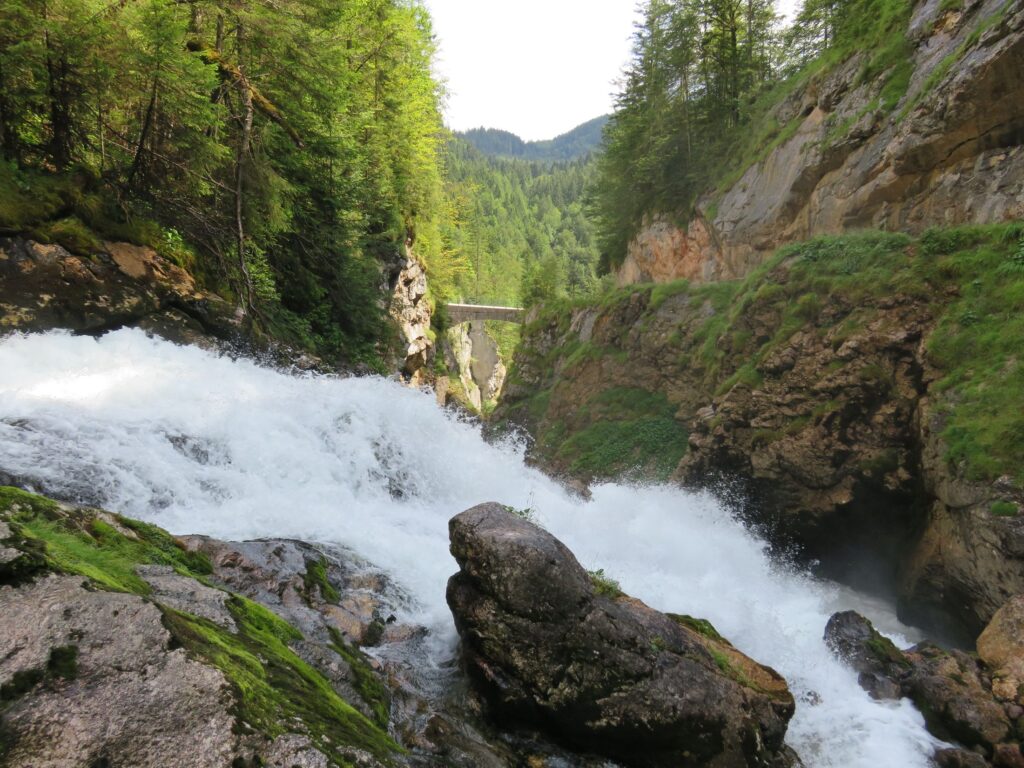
0, 330, 941, 766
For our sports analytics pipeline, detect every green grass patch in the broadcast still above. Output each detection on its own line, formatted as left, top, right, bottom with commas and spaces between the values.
650, 279, 691, 310
668, 613, 725, 644
990, 501, 1019, 518
555, 388, 688, 480
588, 568, 623, 599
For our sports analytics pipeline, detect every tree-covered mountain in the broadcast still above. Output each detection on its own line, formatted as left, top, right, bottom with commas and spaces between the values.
459, 116, 608, 162
440, 138, 601, 314
0, 0, 454, 366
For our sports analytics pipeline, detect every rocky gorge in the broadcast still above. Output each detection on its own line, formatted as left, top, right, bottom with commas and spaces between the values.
0, 0, 1022, 764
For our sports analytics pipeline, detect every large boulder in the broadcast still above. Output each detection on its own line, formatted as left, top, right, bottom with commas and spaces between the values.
824, 609, 1024, 765
977, 595, 1024, 707
446, 502, 799, 767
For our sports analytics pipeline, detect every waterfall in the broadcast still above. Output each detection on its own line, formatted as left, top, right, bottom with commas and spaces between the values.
0, 329, 941, 767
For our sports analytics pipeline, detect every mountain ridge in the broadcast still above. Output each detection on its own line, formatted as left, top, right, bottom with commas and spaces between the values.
458, 115, 608, 161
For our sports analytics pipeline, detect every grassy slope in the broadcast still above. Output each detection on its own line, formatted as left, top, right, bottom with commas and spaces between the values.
0, 486, 400, 765
506, 224, 1024, 488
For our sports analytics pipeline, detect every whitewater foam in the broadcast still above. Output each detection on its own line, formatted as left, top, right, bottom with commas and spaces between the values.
0, 329, 941, 766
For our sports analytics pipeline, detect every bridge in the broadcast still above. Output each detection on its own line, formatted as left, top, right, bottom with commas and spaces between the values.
446, 303, 525, 324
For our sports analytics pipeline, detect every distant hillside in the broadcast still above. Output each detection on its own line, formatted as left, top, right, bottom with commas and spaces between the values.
459, 116, 608, 162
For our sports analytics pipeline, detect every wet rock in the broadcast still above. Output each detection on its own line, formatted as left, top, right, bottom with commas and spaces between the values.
825, 609, 1019, 759
1, 574, 239, 768
993, 743, 1024, 768
903, 643, 1011, 750
936, 748, 990, 768
446, 502, 798, 768
823, 611, 907, 700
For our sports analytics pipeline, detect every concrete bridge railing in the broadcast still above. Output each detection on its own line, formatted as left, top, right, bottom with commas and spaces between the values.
447, 303, 525, 324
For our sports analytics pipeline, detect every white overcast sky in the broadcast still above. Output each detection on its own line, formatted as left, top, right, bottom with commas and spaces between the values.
424, 0, 801, 142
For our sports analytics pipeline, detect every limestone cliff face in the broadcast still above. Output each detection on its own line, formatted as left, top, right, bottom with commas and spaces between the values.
618, 0, 1024, 286
387, 251, 433, 384
439, 322, 506, 411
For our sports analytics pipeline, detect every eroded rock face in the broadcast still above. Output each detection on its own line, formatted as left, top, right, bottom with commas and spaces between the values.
439, 322, 506, 411
977, 596, 1024, 707
446, 502, 799, 768
0, 236, 239, 343
388, 252, 433, 385
824, 608, 1024, 765
616, 0, 1024, 287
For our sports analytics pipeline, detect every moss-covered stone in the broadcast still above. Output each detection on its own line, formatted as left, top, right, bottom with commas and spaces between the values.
302, 556, 341, 605
0, 486, 401, 764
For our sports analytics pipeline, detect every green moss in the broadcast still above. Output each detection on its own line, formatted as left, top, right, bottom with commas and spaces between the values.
588, 568, 623, 599
302, 556, 341, 605
668, 613, 725, 644
327, 628, 391, 728
46, 645, 79, 680
163, 599, 400, 762
865, 632, 911, 668
990, 501, 1019, 518
33, 216, 103, 255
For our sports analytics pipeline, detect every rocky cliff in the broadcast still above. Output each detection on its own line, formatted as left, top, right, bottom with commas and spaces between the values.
497, 226, 1024, 642
617, 0, 1024, 286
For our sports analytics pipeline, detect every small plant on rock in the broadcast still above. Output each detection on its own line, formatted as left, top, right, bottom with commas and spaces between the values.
588, 568, 623, 599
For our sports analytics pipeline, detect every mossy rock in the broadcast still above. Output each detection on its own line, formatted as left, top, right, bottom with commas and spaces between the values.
0, 486, 401, 764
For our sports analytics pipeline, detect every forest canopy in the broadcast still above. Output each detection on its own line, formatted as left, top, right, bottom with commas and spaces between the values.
0, 0, 450, 363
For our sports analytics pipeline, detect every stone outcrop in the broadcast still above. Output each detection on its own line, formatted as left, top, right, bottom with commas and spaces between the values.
824, 608, 1024, 766
0, 236, 241, 344
617, 0, 1024, 286
388, 252, 433, 385
445, 502, 799, 767
439, 322, 506, 411
0, 488, 400, 768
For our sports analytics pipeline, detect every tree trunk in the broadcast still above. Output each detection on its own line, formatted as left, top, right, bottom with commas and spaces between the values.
45, 32, 72, 169
0, 60, 17, 162
234, 21, 254, 312
125, 76, 159, 190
